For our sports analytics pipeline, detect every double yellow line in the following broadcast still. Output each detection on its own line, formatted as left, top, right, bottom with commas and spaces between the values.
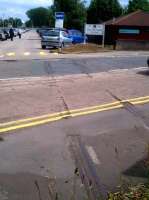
1, 95, 149, 134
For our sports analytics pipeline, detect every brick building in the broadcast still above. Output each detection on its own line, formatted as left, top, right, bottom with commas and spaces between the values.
105, 10, 149, 50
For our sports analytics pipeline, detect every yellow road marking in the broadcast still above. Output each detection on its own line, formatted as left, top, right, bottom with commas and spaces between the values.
24, 52, 31, 56
0, 111, 70, 127
0, 95, 149, 134
0, 116, 62, 134
39, 52, 48, 56
7, 52, 15, 56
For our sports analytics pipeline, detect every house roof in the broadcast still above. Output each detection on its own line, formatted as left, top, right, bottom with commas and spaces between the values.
105, 10, 149, 27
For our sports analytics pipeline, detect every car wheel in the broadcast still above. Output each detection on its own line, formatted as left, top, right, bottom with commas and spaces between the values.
42, 45, 46, 49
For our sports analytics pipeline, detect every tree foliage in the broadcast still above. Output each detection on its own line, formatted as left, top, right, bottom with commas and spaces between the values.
53, 0, 86, 30
0, 17, 23, 27
26, 7, 54, 27
87, 0, 123, 23
127, 0, 149, 13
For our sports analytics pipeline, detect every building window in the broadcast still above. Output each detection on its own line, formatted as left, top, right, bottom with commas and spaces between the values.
119, 29, 140, 34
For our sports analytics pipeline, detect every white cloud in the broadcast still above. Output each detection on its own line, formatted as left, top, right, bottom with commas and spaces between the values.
119, 0, 128, 6
0, 0, 53, 21
0, 0, 128, 21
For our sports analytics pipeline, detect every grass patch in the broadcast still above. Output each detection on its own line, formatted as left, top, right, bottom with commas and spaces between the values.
50, 43, 113, 54
62, 43, 112, 54
108, 184, 149, 200
108, 146, 149, 200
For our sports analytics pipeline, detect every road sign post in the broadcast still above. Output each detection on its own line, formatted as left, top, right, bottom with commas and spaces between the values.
55, 12, 64, 29
85, 24, 104, 47
84, 23, 87, 44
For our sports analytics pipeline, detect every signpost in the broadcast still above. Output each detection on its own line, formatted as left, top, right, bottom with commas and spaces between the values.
85, 24, 104, 35
55, 12, 64, 29
85, 24, 105, 48
102, 24, 105, 48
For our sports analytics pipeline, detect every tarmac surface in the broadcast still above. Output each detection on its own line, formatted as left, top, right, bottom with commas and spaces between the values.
0, 103, 149, 199
0, 30, 149, 199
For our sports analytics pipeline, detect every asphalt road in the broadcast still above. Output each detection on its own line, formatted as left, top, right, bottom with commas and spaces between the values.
0, 30, 149, 199
0, 103, 149, 199
0, 56, 147, 79
0, 30, 148, 79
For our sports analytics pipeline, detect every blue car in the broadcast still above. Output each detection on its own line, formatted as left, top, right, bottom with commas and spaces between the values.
68, 29, 85, 44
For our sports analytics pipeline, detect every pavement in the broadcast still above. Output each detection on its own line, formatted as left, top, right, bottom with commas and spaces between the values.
0, 66, 149, 124
0, 30, 149, 199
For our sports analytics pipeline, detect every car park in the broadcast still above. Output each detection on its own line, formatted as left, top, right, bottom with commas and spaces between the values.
41, 29, 72, 49
68, 29, 85, 44
0, 30, 7, 41
38, 28, 52, 37
3, 29, 10, 39
13, 29, 18, 37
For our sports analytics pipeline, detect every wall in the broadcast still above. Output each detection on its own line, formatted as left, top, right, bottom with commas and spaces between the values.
116, 39, 149, 50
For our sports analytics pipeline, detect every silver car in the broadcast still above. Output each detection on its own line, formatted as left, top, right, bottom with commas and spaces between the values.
41, 29, 72, 49
0, 30, 7, 41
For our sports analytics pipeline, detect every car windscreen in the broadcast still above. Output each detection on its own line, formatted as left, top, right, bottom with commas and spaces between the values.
45, 31, 59, 36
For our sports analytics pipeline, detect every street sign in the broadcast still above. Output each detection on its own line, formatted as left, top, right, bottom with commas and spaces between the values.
55, 12, 64, 28
85, 24, 104, 35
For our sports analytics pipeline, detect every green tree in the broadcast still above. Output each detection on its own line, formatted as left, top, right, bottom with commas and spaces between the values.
53, 0, 86, 30
14, 18, 23, 27
127, 0, 149, 13
3, 19, 9, 27
0, 19, 3, 27
26, 7, 53, 27
87, 0, 123, 23
48, 7, 55, 27
8, 17, 14, 26
25, 20, 32, 27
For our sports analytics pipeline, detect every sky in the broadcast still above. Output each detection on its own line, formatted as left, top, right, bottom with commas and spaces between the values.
0, 0, 128, 22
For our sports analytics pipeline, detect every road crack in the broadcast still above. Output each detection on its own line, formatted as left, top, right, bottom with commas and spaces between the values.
44, 61, 71, 118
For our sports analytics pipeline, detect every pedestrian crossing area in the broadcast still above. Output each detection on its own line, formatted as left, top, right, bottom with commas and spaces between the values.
0, 51, 59, 59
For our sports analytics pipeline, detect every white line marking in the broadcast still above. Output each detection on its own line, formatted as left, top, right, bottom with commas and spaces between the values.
86, 145, 101, 165
0, 76, 48, 81
109, 66, 147, 73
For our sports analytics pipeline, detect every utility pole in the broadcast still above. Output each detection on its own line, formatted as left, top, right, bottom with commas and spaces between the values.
102, 23, 105, 48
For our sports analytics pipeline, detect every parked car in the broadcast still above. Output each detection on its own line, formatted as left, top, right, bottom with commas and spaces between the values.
41, 29, 72, 49
13, 29, 18, 37
3, 29, 10, 39
38, 28, 52, 37
68, 29, 85, 44
0, 30, 7, 41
